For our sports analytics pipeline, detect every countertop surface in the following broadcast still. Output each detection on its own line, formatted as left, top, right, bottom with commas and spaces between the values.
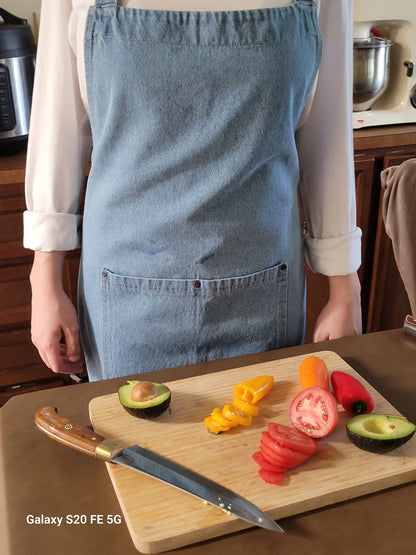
1, 329, 416, 555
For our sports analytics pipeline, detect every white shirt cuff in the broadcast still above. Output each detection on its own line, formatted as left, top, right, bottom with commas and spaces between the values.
304, 227, 362, 276
23, 211, 82, 251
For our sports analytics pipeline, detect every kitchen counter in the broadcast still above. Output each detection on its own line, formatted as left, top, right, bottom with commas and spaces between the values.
1, 329, 416, 555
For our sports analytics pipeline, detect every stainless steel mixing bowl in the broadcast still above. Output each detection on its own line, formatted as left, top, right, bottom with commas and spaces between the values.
353, 36, 391, 112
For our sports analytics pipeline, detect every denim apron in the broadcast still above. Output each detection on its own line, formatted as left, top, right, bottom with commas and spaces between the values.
79, 0, 322, 380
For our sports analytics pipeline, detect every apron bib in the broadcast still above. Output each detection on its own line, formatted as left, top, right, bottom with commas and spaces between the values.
80, 0, 322, 380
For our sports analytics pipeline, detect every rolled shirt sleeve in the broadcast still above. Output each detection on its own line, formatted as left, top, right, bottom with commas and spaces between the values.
23, 0, 91, 252
296, 0, 362, 277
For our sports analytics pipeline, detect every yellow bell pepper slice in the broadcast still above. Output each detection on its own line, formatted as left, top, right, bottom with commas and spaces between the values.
210, 407, 239, 428
222, 404, 252, 426
232, 397, 259, 416
233, 375, 274, 404
203, 416, 231, 434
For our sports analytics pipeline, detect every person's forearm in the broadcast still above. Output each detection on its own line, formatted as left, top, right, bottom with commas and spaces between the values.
30, 250, 67, 292
313, 272, 362, 342
327, 272, 361, 305
29, 250, 83, 374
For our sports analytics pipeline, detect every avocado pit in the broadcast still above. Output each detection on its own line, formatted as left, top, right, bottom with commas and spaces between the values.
131, 381, 160, 403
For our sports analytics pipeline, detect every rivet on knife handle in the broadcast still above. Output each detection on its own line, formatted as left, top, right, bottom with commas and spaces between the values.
35, 407, 121, 461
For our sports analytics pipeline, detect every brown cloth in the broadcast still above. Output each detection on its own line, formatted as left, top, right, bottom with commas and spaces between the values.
381, 158, 416, 316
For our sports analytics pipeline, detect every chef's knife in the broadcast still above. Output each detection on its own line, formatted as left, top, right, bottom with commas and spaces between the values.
35, 406, 283, 532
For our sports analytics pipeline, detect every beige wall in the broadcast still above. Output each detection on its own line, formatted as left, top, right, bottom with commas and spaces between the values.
1, 0, 42, 41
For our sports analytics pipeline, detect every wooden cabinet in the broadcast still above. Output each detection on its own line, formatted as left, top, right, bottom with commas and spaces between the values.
304, 125, 416, 342
0, 154, 82, 407
1, 125, 416, 403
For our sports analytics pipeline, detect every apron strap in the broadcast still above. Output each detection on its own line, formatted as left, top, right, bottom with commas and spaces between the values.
95, 0, 119, 6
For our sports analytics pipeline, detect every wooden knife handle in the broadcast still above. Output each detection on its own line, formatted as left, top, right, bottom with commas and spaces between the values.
35, 406, 122, 461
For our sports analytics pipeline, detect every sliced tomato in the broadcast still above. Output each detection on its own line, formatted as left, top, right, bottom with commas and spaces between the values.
258, 468, 286, 485
254, 450, 289, 472
267, 422, 318, 454
261, 432, 311, 465
252, 451, 287, 473
289, 386, 339, 438
260, 440, 297, 469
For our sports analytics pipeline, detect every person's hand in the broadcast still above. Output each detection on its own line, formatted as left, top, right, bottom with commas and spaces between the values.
30, 251, 83, 375
312, 272, 362, 342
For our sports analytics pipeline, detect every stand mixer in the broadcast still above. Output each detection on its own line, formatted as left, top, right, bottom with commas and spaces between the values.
353, 0, 416, 129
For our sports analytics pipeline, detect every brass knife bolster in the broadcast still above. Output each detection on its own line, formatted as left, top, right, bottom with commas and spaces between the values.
95, 439, 123, 461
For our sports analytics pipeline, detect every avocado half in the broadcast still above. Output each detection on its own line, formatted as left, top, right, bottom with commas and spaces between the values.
346, 414, 415, 453
118, 380, 171, 419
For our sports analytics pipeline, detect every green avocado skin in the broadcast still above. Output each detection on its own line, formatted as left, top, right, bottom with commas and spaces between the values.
346, 427, 415, 453
118, 381, 171, 419
346, 414, 415, 453
121, 397, 171, 419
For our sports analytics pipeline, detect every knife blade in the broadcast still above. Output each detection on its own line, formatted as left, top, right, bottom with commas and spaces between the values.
35, 406, 283, 532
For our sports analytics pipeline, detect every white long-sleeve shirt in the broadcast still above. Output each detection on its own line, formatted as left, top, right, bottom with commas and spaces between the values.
23, 0, 361, 276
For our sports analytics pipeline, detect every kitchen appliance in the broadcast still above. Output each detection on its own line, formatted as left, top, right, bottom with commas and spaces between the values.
353, 0, 416, 129
353, 35, 392, 112
0, 7, 36, 155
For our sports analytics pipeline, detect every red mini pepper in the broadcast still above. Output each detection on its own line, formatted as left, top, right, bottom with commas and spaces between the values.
330, 371, 374, 415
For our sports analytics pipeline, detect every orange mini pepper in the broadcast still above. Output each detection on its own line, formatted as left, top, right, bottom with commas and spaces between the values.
298, 356, 329, 390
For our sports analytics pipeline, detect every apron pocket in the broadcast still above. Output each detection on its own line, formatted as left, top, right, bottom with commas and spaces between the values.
195, 262, 288, 361
101, 263, 288, 377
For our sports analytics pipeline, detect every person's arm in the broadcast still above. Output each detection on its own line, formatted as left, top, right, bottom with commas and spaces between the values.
30, 251, 83, 374
24, 0, 91, 372
296, 0, 362, 340
312, 273, 362, 341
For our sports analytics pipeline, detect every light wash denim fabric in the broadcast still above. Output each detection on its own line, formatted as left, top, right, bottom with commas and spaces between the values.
79, 0, 322, 380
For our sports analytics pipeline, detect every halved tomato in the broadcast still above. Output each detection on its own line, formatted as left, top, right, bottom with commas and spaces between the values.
289, 386, 339, 438
261, 432, 311, 466
267, 422, 318, 454
252, 451, 287, 473
258, 468, 285, 485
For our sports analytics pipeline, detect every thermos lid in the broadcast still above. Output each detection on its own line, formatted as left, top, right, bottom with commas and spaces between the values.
0, 7, 36, 58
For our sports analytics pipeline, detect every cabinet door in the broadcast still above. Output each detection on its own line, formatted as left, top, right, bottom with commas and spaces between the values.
366, 152, 415, 332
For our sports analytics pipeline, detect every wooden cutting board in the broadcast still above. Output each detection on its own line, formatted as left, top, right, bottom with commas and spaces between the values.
89, 351, 416, 554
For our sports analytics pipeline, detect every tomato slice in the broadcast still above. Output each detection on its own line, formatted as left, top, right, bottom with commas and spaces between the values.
267, 422, 318, 454
258, 468, 286, 485
261, 432, 311, 465
289, 386, 339, 438
252, 451, 288, 473
260, 440, 298, 469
